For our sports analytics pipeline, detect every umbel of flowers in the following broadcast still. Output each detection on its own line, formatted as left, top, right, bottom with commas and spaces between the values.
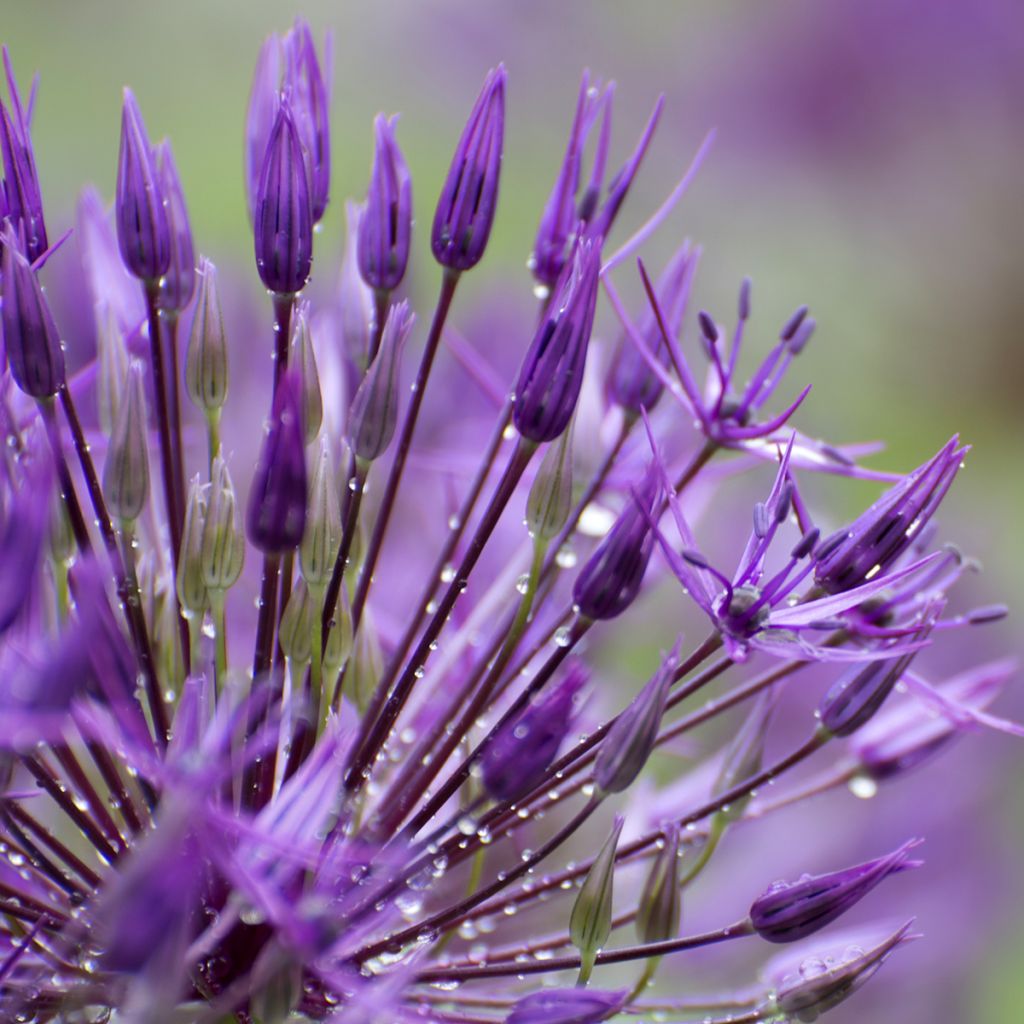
0, 20, 1017, 1024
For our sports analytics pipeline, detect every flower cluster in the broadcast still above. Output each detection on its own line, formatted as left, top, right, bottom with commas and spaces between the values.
0, 20, 1017, 1024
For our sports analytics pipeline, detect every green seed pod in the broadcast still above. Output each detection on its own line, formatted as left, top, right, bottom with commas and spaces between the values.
102, 361, 149, 523
292, 304, 323, 445
177, 476, 208, 616
200, 453, 245, 592
278, 578, 313, 665
300, 438, 342, 588
186, 256, 228, 415
637, 824, 681, 944
570, 814, 624, 984
346, 609, 382, 713
323, 584, 355, 678
526, 416, 574, 543
95, 301, 128, 437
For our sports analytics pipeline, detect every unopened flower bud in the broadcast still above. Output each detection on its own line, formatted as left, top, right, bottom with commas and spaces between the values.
713, 690, 776, 824
750, 840, 922, 944
155, 139, 196, 315
570, 814, 623, 983
291, 304, 322, 445
323, 583, 354, 677
339, 200, 375, 370
177, 477, 208, 616
506, 988, 628, 1024
253, 102, 313, 295
246, 372, 307, 553
637, 823, 681, 945
250, 947, 302, 1024
186, 257, 229, 415
48, 488, 75, 567
346, 611, 382, 714
200, 453, 244, 592
481, 662, 586, 803
346, 301, 414, 462
300, 438, 342, 589
116, 89, 170, 281
431, 66, 505, 272
514, 237, 601, 444
526, 420, 575, 544
573, 466, 659, 621
819, 646, 921, 739
103, 361, 150, 523
595, 645, 676, 794
358, 114, 412, 292
278, 577, 313, 665
1, 234, 66, 398
95, 302, 128, 436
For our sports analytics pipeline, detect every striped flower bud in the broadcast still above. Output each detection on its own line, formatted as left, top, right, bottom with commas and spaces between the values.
358, 114, 412, 292
155, 139, 195, 315
323, 583, 354, 677
102, 361, 150, 523
570, 815, 623, 984
253, 102, 313, 295
346, 301, 414, 463
279, 577, 313, 665
0, 54, 47, 263
572, 466, 659, 621
116, 89, 170, 281
712, 690, 775, 823
750, 840, 922, 944
595, 645, 676, 795
347, 611, 383, 714
300, 438, 342, 589
284, 19, 331, 224
186, 257, 229, 415
1, 234, 66, 398
431, 66, 505, 272
200, 454, 244, 592
514, 237, 601, 444
95, 302, 128, 436
246, 372, 307, 553
526, 420, 575, 544
819, 646, 921, 739
481, 663, 586, 803
636, 823, 681, 945
177, 476, 208, 616
291, 304, 322, 445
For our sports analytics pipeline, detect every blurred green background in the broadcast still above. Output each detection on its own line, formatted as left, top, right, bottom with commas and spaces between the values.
4, 0, 1021, 1018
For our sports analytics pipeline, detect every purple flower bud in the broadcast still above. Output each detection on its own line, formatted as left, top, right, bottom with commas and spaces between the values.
513, 237, 601, 444
358, 114, 412, 293
431, 66, 505, 271
0, 464, 50, 636
481, 663, 586, 803
346, 301, 415, 462
0, 50, 47, 263
247, 372, 308, 552
340, 200, 375, 369
245, 35, 282, 220
155, 140, 196, 314
814, 436, 967, 594
253, 102, 313, 295
750, 840, 922, 944
819, 647, 920, 738
506, 988, 628, 1024
595, 645, 676, 794
1, 234, 65, 397
573, 466, 659, 621
116, 89, 170, 281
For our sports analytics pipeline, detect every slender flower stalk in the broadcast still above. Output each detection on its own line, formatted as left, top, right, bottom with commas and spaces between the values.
0, 31, 1014, 1024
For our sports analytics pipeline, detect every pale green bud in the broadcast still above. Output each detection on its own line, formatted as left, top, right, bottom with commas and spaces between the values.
278, 578, 313, 665
323, 584, 354, 677
526, 416, 574, 543
570, 814, 624, 983
48, 490, 75, 566
346, 608, 382, 713
300, 438, 342, 588
250, 944, 302, 1024
712, 689, 775, 824
346, 301, 414, 462
103, 361, 150, 523
292, 304, 323, 446
200, 453, 245, 592
637, 823, 681, 944
177, 476, 208, 616
96, 301, 128, 437
186, 256, 228, 414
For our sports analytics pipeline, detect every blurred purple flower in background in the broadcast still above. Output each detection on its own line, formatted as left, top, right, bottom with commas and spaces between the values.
0, 10, 1019, 1024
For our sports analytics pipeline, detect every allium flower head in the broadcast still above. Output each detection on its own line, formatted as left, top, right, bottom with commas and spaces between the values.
0, 28, 1016, 1024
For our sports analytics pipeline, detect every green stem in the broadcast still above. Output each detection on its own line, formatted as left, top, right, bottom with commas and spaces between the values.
210, 588, 228, 693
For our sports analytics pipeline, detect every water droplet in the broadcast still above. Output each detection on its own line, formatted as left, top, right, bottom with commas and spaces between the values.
848, 773, 878, 800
